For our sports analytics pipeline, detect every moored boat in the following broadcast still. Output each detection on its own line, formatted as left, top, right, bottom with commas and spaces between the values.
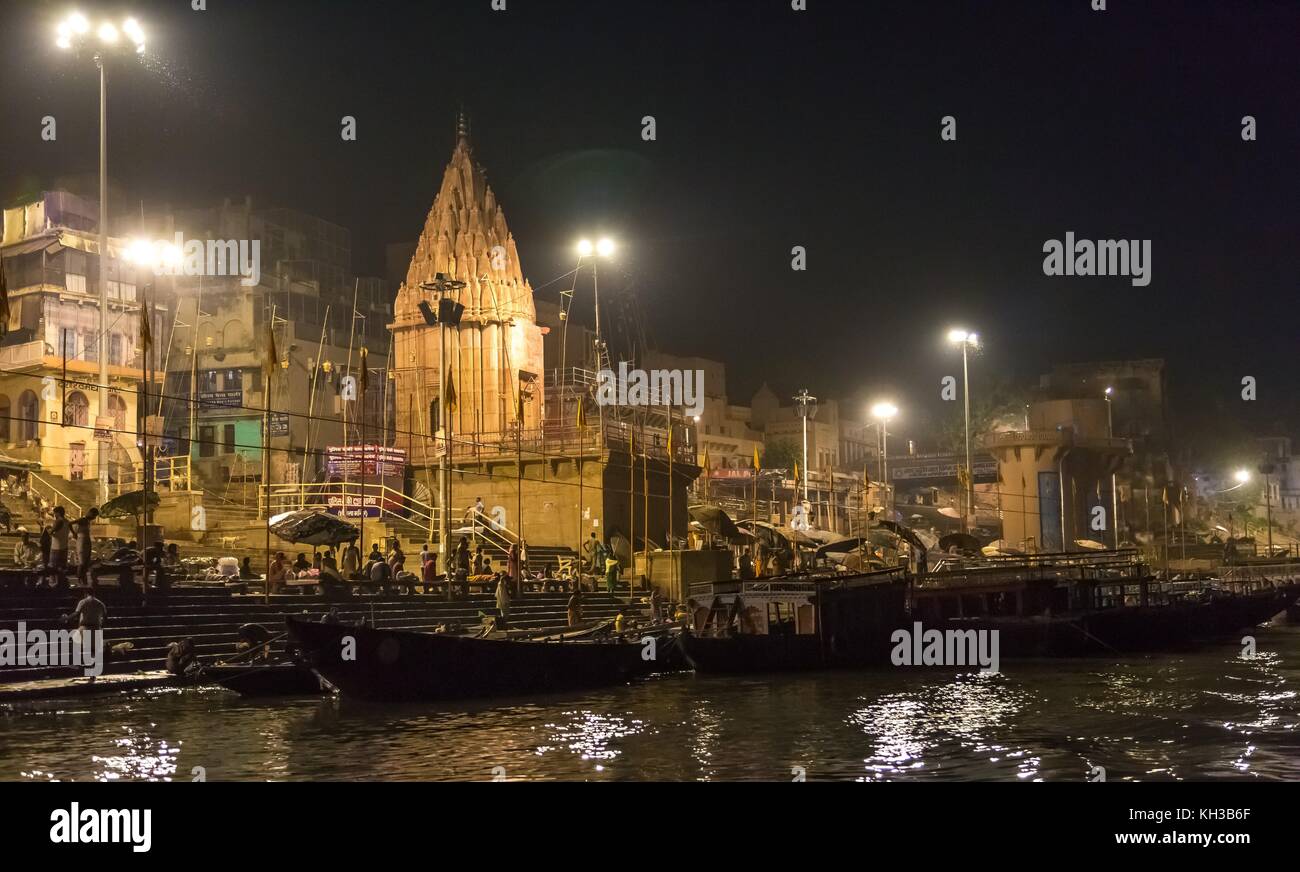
286, 617, 668, 702
202, 662, 327, 696
679, 568, 911, 673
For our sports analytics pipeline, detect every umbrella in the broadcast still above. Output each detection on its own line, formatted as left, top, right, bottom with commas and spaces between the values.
939, 532, 982, 553
269, 509, 359, 546
98, 489, 160, 519
688, 504, 745, 542
876, 520, 928, 552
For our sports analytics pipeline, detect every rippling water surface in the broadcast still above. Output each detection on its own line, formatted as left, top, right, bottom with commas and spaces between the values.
3, 626, 1299, 782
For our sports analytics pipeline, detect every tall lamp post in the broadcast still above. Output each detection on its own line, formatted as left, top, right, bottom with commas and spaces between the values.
57, 12, 146, 506
1258, 462, 1276, 559
947, 328, 979, 532
419, 275, 465, 600
870, 402, 898, 520
575, 238, 615, 449
1104, 386, 1119, 549
793, 390, 817, 511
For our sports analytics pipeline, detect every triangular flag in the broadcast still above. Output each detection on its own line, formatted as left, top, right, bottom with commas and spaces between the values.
667, 424, 673, 454
358, 346, 369, 394
263, 322, 277, 378
794, 461, 800, 482
138, 295, 153, 357
753, 444, 761, 471
702, 447, 710, 471
445, 373, 457, 413
575, 399, 586, 430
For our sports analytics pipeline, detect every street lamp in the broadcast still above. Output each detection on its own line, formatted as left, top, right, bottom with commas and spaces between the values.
793, 390, 818, 511
870, 402, 898, 518
1104, 386, 1119, 548
56, 10, 147, 505
947, 328, 979, 532
1258, 462, 1276, 558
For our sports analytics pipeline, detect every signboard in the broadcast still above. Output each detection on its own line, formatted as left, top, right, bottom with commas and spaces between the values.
199, 390, 243, 409
326, 492, 381, 519
326, 445, 407, 478
888, 453, 998, 485
706, 468, 755, 480
268, 413, 290, 438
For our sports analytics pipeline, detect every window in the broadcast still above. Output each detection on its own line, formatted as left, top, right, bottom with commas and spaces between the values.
199, 370, 219, 392
0, 395, 9, 442
66, 273, 87, 294
108, 394, 127, 434
81, 330, 98, 363
222, 424, 235, 454
199, 425, 216, 457
59, 328, 76, 359
223, 369, 243, 391
120, 282, 136, 302
109, 333, 124, 366
18, 391, 38, 441
64, 392, 89, 428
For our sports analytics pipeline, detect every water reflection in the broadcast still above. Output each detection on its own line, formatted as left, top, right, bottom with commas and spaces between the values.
2, 627, 1299, 782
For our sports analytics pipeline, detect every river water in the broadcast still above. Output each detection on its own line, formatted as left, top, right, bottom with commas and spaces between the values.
3, 625, 1298, 782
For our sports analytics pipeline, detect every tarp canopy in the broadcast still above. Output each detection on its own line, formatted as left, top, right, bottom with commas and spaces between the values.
269, 509, 359, 547
98, 489, 160, 519
688, 504, 746, 543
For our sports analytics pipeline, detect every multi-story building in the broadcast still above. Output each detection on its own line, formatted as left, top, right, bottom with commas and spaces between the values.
0, 192, 157, 490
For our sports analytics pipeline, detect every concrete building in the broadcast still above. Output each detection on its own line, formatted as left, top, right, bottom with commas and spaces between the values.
0, 192, 155, 496
981, 398, 1131, 552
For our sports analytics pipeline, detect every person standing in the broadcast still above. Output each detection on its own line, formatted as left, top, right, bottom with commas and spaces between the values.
605, 550, 621, 595
454, 537, 470, 598
567, 589, 583, 627
341, 539, 360, 578
72, 507, 100, 587
494, 571, 511, 630
506, 542, 520, 598
49, 507, 71, 588
66, 588, 107, 683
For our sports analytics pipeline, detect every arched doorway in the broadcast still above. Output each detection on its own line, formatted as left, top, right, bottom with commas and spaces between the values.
18, 390, 39, 442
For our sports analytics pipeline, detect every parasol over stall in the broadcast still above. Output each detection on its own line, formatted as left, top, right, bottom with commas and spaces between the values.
689, 504, 752, 544
269, 509, 359, 547
98, 489, 160, 519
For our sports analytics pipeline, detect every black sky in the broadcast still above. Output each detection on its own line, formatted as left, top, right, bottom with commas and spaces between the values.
2, 0, 1297, 454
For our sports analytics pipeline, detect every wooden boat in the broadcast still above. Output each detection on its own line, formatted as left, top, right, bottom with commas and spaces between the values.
912, 552, 1298, 657
202, 662, 327, 696
285, 617, 664, 702
679, 568, 911, 674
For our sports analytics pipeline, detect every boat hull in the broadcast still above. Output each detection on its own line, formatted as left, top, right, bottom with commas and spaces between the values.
204, 663, 327, 696
286, 618, 658, 702
930, 585, 1298, 657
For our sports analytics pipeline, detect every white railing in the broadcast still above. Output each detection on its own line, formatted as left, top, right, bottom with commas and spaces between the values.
29, 471, 83, 518
262, 481, 441, 537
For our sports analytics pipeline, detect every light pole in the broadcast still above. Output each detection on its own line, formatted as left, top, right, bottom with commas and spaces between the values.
420, 275, 465, 599
57, 12, 146, 506
575, 238, 615, 450
947, 328, 979, 532
1259, 462, 1275, 558
1105, 386, 1119, 548
793, 390, 817, 511
871, 402, 898, 519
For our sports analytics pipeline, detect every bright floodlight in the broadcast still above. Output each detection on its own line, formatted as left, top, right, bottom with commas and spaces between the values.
576, 239, 594, 257
124, 238, 155, 265
1233, 469, 1251, 484
1105, 386, 1114, 396
98, 22, 119, 43
947, 328, 968, 344
871, 401, 898, 420
70, 12, 90, 34
56, 35, 72, 49
596, 237, 615, 258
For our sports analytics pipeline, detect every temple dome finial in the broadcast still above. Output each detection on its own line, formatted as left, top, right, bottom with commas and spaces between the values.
456, 109, 471, 146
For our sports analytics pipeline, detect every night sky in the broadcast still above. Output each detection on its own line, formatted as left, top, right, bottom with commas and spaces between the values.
3, 0, 1297, 455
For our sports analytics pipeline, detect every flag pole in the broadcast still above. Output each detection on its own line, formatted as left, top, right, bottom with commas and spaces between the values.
263, 305, 276, 605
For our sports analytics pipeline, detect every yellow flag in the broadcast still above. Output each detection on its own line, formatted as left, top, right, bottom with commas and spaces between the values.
263, 322, 277, 379
575, 399, 586, 430
667, 424, 673, 454
794, 461, 800, 482
701, 446, 710, 471
358, 346, 369, 394
753, 444, 761, 471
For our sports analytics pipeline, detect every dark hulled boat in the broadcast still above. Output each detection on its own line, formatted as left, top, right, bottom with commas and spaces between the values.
679, 569, 911, 673
286, 617, 664, 702
203, 662, 327, 696
912, 552, 1298, 657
